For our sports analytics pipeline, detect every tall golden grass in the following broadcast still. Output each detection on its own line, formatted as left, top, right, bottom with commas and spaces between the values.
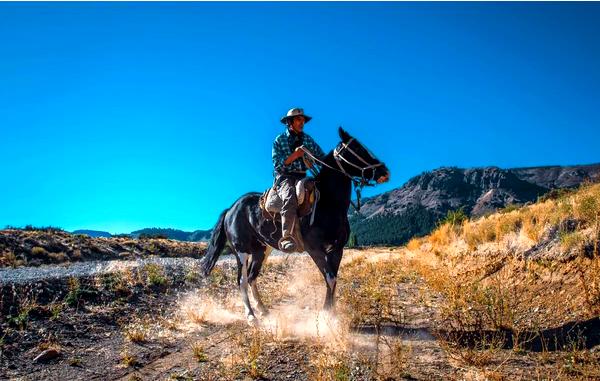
419, 182, 600, 256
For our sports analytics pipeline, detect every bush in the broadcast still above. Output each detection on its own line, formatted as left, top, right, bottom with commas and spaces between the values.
23, 225, 64, 232
143, 264, 166, 287
31, 246, 48, 257
438, 207, 468, 228
346, 232, 358, 248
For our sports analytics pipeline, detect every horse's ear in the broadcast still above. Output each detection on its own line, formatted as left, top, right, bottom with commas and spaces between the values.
338, 126, 352, 142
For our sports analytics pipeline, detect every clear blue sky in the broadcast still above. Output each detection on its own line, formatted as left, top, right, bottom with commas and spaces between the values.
1, 2, 599, 234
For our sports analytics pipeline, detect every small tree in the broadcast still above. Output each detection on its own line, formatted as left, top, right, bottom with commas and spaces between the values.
439, 207, 468, 228
347, 232, 358, 248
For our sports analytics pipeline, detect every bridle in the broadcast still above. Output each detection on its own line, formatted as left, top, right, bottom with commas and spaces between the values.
301, 138, 385, 211
333, 138, 385, 186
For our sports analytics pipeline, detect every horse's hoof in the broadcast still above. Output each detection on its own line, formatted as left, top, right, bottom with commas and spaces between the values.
247, 315, 259, 326
320, 309, 336, 319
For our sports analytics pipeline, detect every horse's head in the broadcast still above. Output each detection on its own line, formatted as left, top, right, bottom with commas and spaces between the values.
335, 127, 390, 185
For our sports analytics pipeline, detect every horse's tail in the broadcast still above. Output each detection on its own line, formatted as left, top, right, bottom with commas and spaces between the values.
201, 209, 228, 277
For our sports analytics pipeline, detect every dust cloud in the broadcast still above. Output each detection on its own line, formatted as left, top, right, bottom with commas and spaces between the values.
175, 255, 351, 343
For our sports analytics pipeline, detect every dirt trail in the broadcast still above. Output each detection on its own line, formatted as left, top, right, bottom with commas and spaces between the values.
109, 249, 461, 380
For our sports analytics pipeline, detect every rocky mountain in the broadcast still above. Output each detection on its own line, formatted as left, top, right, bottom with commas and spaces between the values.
510, 163, 600, 189
350, 163, 600, 246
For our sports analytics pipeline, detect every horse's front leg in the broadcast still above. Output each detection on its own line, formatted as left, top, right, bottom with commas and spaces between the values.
323, 247, 344, 311
306, 246, 342, 312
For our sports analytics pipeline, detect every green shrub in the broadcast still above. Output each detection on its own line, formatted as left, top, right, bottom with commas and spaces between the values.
144, 264, 166, 287
346, 232, 358, 248
439, 207, 468, 228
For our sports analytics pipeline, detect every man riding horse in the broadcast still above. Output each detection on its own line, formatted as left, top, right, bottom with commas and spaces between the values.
200, 110, 389, 324
272, 107, 325, 253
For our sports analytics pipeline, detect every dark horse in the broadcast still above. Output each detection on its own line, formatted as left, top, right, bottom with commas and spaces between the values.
200, 127, 390, 324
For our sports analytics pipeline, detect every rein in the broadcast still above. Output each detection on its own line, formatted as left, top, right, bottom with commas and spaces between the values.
300, 138, 384, 212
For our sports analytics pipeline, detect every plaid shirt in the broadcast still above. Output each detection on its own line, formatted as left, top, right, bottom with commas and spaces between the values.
272, 129, 326, 177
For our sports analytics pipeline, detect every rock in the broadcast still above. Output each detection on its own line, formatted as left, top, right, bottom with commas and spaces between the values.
33, 348, 60, 363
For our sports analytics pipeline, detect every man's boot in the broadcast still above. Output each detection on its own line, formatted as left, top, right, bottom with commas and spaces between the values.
278, 215, 299, 252
278, 218, 305, 253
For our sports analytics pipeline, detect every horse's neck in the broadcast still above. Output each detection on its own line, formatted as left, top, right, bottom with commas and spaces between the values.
316, 152, 352, 213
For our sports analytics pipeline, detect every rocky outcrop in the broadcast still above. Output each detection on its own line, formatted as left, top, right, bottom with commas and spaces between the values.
510, 164, 600, 189
351, 163, 600, 245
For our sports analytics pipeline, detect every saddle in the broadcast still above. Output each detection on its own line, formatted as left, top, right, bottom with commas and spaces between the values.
259, 178, 319, 222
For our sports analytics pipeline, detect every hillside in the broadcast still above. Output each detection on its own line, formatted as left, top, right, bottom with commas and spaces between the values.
0, 229, 206, 268
394, 181, 600, 378
351, 163, 600, 246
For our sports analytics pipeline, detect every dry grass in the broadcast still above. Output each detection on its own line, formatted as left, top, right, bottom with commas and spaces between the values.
0, 250, 23, 267
30, 246, 48, 257
338, 256, 407, 327
245, 328, 265, 379
308, 347, 353, 381
406, 237, 421, 251
186, 307, 208, 325
577, 256, 600, 315
428, 223, 457, 249
191, 341, 208, 362
223, 326, 271, 380
47, 252, 68, 263
123, 324, 148, 343
375, 336, 410, 380
8, 296, 38, 330
121, 350, 138, 367
418, 183, 600, 266
423, 183, 600, 255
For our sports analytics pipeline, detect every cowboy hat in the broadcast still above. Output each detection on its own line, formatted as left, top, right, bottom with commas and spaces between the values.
280, 108, 312, 124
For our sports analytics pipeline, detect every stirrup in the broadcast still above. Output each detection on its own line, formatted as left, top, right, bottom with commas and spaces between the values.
278, 236, 298, 253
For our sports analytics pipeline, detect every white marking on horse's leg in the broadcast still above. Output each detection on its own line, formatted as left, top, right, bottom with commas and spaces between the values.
250, 280, 269, 316
326, 272, 337, 292
325, 272, 338, 311
238, 253, 255, 322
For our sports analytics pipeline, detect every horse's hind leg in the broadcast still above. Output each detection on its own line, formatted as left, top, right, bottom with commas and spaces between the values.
248, 246, 273, 316
235, 252, 257, 325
